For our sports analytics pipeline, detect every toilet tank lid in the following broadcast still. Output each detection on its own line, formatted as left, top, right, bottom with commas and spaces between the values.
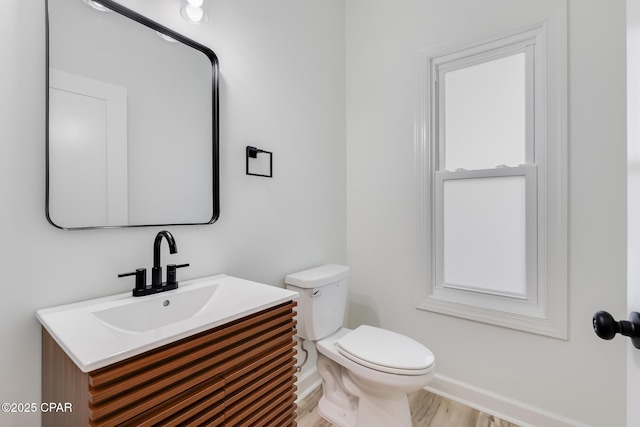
285, 264, 350, 288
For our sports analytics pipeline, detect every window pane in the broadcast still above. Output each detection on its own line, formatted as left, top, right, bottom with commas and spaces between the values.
444, 53, 526, 171
442, 175, 527, 296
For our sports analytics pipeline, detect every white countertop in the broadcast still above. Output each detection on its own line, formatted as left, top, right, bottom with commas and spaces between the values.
36, 274, 298, 372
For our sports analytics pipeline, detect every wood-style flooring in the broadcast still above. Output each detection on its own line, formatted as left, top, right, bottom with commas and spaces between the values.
296, 386, 520, 427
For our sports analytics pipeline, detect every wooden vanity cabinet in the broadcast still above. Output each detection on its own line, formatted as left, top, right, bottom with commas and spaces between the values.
42, 301, 298, 427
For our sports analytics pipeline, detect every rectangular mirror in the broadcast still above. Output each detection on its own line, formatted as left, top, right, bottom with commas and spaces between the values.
46, 0, 219, 229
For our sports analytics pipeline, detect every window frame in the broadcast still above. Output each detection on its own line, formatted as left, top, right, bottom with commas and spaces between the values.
415, 2, 567, 338
436, 43, 535, 170
435, 166, 538, 308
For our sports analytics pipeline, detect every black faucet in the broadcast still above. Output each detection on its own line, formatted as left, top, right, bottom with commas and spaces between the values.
118, 230, 189, 297
152, 230, 177, 289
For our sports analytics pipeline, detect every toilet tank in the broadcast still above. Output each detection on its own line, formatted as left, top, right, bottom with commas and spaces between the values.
285, 264, 350, 341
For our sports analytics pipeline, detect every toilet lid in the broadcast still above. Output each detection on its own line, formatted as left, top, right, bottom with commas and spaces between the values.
336, 325, 434, 375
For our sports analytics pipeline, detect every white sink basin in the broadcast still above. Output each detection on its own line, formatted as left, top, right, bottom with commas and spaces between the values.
36, 274, 298, 372
92, 284, 220, 333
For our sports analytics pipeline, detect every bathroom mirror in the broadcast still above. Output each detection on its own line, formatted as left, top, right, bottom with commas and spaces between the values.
46, 0, 219, 229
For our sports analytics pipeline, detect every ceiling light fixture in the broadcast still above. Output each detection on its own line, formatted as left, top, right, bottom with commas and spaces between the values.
156, 31, 178, 43
180, 0, 208, 24
81, 0, 112, 12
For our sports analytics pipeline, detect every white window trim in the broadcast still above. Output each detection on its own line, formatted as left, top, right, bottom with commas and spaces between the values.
414, 1, 567, 339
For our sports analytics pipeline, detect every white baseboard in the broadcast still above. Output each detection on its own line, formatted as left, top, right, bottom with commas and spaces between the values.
293, 368, 589, 427
424, 374, 591, 427
295, 366, 322, 403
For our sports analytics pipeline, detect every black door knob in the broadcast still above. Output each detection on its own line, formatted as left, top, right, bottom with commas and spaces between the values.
593, 310, 640, 349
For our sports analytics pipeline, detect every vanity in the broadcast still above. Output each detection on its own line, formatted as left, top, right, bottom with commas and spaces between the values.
37, 275, 299, 426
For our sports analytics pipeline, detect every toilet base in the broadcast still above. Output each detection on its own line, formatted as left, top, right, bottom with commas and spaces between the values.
317, 394, 358, 427
316, 353, 416, 427
316, 381, 414, 427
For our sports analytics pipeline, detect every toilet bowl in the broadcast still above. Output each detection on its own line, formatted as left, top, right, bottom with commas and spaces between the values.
315, 327, 434, 427
285, 264, 436, 427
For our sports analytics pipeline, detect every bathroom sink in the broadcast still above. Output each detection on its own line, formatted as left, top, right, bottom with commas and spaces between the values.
36, 274, 298, 372
92, 283, 220, 333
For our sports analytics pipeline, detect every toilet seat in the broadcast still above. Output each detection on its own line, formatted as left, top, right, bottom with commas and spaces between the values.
336, 325, 434, 376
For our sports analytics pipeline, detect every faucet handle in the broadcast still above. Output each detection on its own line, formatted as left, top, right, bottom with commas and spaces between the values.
118, 268, 147, 296
166, 263, 190, 288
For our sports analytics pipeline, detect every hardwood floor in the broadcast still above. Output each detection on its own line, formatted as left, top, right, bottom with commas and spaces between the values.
296, 386, 520, 427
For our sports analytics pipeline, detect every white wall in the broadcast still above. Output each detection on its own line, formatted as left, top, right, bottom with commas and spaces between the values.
0, 0, 345, 425
346, 1, 627, 426
1, 0, 630, 425
628, 1, 640, 425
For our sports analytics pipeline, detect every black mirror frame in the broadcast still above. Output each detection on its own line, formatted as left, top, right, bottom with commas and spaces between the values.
45, 0, 220, 230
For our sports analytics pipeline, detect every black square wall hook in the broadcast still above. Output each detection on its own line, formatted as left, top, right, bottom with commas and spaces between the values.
246, 146, 273, 178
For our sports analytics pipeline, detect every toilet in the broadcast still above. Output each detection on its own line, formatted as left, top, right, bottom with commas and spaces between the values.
285, 264, 435, 427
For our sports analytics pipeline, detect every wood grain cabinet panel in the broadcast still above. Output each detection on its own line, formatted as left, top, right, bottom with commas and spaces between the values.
42, 301, 297, 427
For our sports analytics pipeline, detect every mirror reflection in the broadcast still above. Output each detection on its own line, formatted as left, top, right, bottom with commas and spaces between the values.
46, 0, 219, 229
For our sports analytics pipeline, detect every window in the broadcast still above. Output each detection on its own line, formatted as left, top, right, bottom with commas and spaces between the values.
415, 3, 567, 338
